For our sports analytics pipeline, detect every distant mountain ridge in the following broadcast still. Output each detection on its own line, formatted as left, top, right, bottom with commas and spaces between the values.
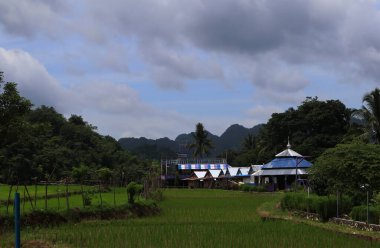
118, 124, 264, 159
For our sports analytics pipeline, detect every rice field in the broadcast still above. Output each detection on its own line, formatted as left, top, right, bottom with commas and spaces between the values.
0, 184, 131, 214
2, 189, 380, 247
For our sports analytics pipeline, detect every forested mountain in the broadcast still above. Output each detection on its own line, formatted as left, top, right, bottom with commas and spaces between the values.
118, 124, 264, 159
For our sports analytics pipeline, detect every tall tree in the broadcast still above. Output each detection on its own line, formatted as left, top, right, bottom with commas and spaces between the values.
243, 133, 256, 151
353, 88, 380, 143
189, 123, 213, 158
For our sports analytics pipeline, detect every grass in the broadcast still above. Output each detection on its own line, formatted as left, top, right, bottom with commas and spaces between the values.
2, 189, 380, 247
0, 185, 132, 215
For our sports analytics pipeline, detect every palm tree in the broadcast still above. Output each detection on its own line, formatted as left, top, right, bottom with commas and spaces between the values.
354, 88, 380, 143
188, 123, 213, 158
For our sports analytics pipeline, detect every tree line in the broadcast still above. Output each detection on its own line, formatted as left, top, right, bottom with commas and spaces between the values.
187, 87, 380, 204
0, 72, 150, 186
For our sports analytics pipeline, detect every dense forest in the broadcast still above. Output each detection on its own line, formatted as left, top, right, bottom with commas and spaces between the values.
0, 72, 149, 185
227, 96, 356, 165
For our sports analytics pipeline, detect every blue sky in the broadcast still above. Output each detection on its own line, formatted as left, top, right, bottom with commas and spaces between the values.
0, 0, 379, 139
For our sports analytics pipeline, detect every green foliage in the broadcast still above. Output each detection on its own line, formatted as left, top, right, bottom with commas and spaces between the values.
126, 182, 143, 204
239, 184, 266, 192
353, 88, 380, 143
350, 205, 380, 224
0, 74, 150, 184
309, 144, 380, 203
82, 191, 93, 206
188, 123, 214, 158
72, 164, 91, 183
281, 193, 353, 221
96, 167, 113, 184
234, 97, 351, 165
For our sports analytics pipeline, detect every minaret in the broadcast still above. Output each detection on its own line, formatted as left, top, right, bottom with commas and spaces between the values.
287, 136, 291, 149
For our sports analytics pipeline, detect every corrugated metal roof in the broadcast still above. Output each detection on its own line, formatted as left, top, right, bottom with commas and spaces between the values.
275, 148, 303, 157
239, 167, 250, 175
178, 164, 229, 170
208, 169, 222, 178
194, 171, 207, 178
251, 169, 307, 176
262, 157, 312, 169
226, 167, 240, 176
251, 165, 263, 171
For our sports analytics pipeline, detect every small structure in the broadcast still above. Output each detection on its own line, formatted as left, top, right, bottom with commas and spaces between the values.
252, 141, 312, 190
184, 171, 207, 188
203, 169, 224, 188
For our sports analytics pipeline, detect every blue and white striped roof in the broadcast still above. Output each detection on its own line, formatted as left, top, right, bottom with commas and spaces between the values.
178, 164, 229, 170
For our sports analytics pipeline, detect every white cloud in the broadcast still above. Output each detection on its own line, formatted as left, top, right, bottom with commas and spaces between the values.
0, 47, 193, 139
0, 48, 70, 111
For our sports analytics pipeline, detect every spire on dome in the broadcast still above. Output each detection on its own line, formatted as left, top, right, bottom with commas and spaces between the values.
287, 137, 291, 149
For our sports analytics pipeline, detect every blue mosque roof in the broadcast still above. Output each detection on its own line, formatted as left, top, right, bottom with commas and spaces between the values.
262, 140, 312, 169
262, 157, 312, 169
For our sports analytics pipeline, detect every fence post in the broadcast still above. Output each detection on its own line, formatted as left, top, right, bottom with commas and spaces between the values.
14, 192, 21, 248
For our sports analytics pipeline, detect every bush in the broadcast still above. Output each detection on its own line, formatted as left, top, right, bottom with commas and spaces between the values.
148, 189, 164, 202
281, 193, 353, 221
83, 191, 92, 206
127, 182, 143, 204
239, 184, 267, 192
350, 205, 380, 224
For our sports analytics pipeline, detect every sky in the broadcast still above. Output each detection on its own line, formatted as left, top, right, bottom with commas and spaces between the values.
0, 0, 379, 140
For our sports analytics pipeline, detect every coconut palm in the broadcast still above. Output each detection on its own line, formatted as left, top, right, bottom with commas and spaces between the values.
354, 88, 380, 143
188, 123, 213, 158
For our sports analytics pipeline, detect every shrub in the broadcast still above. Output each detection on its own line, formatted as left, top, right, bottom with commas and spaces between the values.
239, 184, 267, 192
281, 192, 353, 221
127, 182, 143, 204
148, 189, 164, 202
83, 191, 92, 206
350, 205, 380, 224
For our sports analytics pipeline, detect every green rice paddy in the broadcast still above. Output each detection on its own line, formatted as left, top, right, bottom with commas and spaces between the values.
2, 189, 380, 247
0, 184, 132, 214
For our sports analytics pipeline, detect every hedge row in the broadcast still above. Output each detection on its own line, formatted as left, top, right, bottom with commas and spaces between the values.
350, 205, 380, 224
0, 201, 159, 232
239, 184, 266, 192
281, 193, 353, 221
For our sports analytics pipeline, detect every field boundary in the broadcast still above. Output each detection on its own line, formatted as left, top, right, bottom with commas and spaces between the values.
256, 197, 380, 242
0, 202, 160, 233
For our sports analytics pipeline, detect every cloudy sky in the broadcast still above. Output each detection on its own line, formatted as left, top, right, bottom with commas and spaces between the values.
0, 0, 379, 139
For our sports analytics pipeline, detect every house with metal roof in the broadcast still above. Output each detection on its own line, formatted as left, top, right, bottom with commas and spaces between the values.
251, 141, 312, 190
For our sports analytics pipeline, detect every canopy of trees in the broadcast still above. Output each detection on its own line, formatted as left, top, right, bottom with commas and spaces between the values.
0, 73, 149, 185
227, 97, 351, 165
309, 144, 380, 204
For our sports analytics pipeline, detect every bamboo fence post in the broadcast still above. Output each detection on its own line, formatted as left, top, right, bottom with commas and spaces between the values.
24, 185, 34, 210
65, 180, 70, 211
98, 183, 103, 207
57, 187, 60, 210
6, 184, 13, 215
34, 182, 37, 208
22, 188, 26, 213
45, 181, 48, 210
